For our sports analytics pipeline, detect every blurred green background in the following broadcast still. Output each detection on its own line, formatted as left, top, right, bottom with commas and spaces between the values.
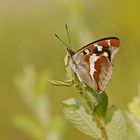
1, 0, 140, 139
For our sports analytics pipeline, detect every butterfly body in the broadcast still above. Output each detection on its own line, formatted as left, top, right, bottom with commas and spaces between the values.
67, 37, 120, 94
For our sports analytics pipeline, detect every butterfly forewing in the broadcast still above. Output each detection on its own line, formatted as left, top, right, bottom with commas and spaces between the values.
74, 37, 120, 61
68, 37, 120, 94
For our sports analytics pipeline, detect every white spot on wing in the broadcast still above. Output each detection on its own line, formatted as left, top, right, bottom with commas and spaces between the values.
94, 44, 102, 51
103, 52, 108, 57
107, 40, 111, 46
85, 49, 90, 54
94, 43, 98, 47
97, 46, 102, 51
89, 54, 99, 79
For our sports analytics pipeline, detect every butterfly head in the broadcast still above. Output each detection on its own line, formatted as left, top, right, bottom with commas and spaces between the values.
66, 48, 75, 56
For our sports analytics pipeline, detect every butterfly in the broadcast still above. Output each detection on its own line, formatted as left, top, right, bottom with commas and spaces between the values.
55, 25, 120, 94
67, 37, 120, 94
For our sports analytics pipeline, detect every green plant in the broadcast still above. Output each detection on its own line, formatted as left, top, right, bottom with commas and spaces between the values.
50, 53, 127, 140
127, 87, 140, 140
12, 66, 65, 140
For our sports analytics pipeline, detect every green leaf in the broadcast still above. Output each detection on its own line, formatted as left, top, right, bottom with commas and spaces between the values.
81, 86, 98, 115
12, 115, 43, 139
62, 98, 102, 139
48, 80, 73, 87
95, 92, 108, 118
47, 117, 66, 140
14, 66, 36, 107
105, 105, 117, 124
34, 95, 51, 126
35, 70, 51, 95
84, 86, 97, 106
128, 97, 140, 121
105, 106, 127, 140
127, 113, 140, 139
127, 130, 140, 140
82, 86, 108, 118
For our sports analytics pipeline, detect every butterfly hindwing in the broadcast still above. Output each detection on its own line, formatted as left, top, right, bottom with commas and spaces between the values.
93, 56, 112, 93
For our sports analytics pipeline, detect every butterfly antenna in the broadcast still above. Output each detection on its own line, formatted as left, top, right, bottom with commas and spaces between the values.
65, 24, 72, 48
54, 34, 70, 48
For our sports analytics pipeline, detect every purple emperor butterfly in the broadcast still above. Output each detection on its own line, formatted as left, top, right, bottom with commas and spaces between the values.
55, 25, 120, 94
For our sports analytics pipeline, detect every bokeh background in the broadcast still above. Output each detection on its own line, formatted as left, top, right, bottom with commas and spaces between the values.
1, 0, 140, 139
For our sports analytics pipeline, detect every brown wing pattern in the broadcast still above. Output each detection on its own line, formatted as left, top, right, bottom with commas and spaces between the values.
93, 56, 112, 93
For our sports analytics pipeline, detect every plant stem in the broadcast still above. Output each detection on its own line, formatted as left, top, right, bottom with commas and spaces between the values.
95, 116, 108, 140
82, 88, 108, 140
74, 81, 108, 140
101, 127, 108, 140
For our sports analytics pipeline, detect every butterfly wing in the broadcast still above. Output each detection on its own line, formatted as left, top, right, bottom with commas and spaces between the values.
67, 49, 95, 89
68, 37, 120, 93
